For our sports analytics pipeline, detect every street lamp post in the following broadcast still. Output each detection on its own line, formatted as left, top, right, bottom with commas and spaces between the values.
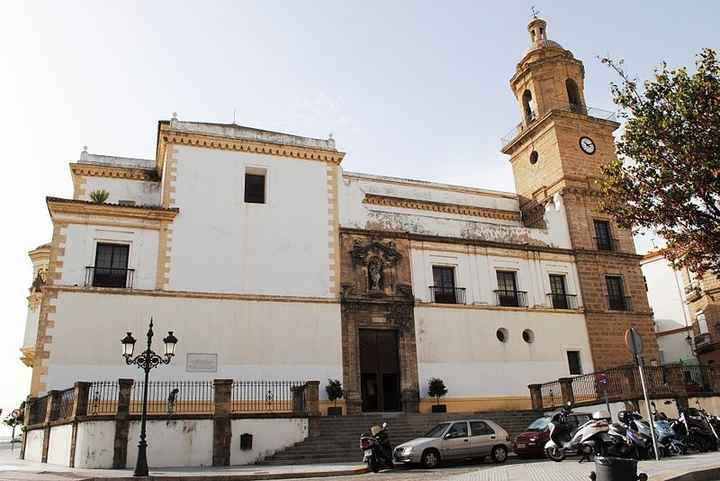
121, 318, 178, 477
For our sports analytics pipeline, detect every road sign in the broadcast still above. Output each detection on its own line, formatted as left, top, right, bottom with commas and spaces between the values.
625, 327, 644, 355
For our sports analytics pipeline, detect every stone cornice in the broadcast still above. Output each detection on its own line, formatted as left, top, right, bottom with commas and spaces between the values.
70, 163, 160, 181
46, 197, 179, 222
156, 125, 345, 174
363, 194, 521, 222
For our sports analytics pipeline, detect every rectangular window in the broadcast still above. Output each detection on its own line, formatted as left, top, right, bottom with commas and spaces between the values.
496, 270, 526, 307
431, 266, 459, 304
92, 243, 130, 288
606, 276, 628, 311
244, 170, 266, 204
594, 220, 613, 251
470, 421, 495, 436
549, 274, 568, 309
567, 351, 582, 375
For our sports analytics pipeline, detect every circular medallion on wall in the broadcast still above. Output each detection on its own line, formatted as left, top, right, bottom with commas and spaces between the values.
579, 136, 596, 155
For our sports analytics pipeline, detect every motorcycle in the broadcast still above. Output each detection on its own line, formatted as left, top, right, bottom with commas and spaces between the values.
650, 402, 685, 456
679, 406, 718, 452
694, 400, 720, 447
544, 405, 611, 462
359, 422, 393, 473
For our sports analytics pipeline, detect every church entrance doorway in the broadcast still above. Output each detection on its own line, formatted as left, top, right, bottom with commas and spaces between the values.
359, 329, 401, 412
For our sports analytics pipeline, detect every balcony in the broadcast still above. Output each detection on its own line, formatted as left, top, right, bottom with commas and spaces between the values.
85, 266, 134, 289
429, 286, 466, 305
547, 293, 579, 310
594, 237, 619, 252
695, 333, 712, 349
607, 295, 633, 312
685, 283, 703, 303
494, 289, 528, 307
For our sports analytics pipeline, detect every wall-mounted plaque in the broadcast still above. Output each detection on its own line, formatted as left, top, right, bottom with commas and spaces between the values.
186, 353, 218, 372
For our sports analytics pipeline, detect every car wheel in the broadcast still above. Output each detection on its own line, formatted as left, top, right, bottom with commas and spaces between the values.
491, 445, 508, 463
421, 449, 440, 468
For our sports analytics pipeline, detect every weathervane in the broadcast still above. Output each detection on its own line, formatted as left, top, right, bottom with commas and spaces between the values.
531, 6, 540, 18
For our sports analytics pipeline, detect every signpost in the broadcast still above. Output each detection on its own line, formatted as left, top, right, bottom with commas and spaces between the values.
625, 327, 660, 461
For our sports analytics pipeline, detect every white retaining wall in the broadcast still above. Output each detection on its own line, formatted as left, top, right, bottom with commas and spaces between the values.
230, 417, 308, 465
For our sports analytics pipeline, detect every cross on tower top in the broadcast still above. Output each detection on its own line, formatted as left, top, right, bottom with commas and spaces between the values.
531, 6, 540, 19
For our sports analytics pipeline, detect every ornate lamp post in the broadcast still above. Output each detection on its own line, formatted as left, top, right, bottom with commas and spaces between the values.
121, 318, 178, 477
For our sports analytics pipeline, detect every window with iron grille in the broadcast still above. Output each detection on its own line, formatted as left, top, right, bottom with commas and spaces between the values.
549, 274, 568, 309
93, 243, 129, 288
606, 276, 627, 311
244, 170, 266, 204
594, 220, 613, 250
432, 266, 458, 304
567, 350, 582, 375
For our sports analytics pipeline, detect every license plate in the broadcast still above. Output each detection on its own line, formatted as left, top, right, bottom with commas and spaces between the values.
516, 443, 526, 449
364, 449, 373, 456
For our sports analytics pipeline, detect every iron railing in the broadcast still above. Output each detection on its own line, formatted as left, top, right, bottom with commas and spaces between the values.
130, 381, 214, 414
695, 333, 712, 349
429, 286, 466, 305
547, 293, 579, 310
494, 289, 528, 307
594, 237, 620, 252
231, 380, 305, 413
52, 388, 75, 420
84, 266, 135, 289
28, 395, 48, 425
540, 381, 563, 409
501, 103, 617, 147
88, 381, 119, 415
608, 295, 633, 312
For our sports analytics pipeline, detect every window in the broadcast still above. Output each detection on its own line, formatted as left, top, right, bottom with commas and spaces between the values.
606, 276, 629, 311
566, 78, 582, 112
470, 421, 495, 436
567, 350, 582, 375
446, 422, 468, 438
431, 266, 463, 304
522, 329, 535, 343
594, 220, 613, 251
522, 90, 535, 123
91, 243, 130, 288
496, 328, 508, 343
495, 271, 526, 307
549, 274, 569, 309
244, 169, 266, 204
529, 150, 539, 165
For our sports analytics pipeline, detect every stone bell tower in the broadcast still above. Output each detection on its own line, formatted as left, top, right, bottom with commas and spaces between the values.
502, 17, 658, 370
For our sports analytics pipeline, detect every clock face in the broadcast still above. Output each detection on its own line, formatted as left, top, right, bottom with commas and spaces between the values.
579, 136, 596, 155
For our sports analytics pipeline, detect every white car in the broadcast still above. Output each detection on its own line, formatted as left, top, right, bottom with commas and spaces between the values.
393, 419, 511, 468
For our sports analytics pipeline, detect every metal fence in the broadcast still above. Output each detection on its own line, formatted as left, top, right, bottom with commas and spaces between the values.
53, 388, 75, 420
88, 381, 119, 415
231, 380, 305, 413
28, 395, 48, 425
130, 380, 214, 414
540, 380, 563, 409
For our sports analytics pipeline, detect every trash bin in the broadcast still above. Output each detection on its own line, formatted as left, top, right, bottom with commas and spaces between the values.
589, 456, 647, 481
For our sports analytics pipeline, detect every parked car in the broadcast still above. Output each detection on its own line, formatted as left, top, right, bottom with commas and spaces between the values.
393, 419, 511, 468
513, 412, 591, 458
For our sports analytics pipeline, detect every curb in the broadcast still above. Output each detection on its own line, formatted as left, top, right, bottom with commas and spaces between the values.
84, 465, 370, 481
654, 466, 720, 481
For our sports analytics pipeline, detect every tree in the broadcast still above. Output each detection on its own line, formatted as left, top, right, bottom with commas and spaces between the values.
427, 378, 447, 406
599, 49, 720, 275
3, 410, 22, 443
89, 189, 110, 203
325, 379, 343, 407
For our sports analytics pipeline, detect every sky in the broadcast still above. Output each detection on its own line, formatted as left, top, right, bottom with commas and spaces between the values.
0, 1, 717, 432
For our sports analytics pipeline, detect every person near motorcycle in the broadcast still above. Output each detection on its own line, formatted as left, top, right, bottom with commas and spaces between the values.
359, 422, 393, 472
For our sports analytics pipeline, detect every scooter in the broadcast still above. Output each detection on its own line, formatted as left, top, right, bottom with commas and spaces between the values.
359, 422, 393, 473
651, 402, 686, 456
544, 405, 611, 462
694, 400, 720, 448
679, 405, 718, 452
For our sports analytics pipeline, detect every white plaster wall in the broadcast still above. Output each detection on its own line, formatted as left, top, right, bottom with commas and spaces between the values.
658, 332, 695, 365
80, 177, 161, 206
340, 172, 572, 249
24, 428, 44, 462
230, 418, 308, 465
411, 249, 582, 308
59, 225, 159, 290
46, 424, 73, 466
168, 146, 332, 297
73, 420, 116, 468
641, 256, 690, 328
415, 306, 594, 397
126, 419, 213, 468
23, 305, 40, 349
44, 291, 342, 399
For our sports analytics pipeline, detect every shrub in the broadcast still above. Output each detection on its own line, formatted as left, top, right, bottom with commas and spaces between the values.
428, 378, 448, 405
89, 189, 110, 203
325, 379, 344, 407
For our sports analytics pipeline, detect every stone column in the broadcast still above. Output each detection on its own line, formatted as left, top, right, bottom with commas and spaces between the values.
68, 382, 90, 467
112, 379, 133, 469
559, 378, 575, 407
528, 384, 543, 411
42, 390, 62, 463
305, 381, 321, 438
291, 385, 305, 414
212, 379, 232, 467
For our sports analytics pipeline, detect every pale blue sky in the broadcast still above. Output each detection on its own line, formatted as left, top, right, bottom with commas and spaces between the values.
0, 1, 717, 429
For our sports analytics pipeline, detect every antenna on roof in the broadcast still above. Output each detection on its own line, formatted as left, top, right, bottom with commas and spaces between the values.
233, 108, 237, 125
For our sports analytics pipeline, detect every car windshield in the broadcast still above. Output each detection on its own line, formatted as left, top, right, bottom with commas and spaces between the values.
424, 423, 451, 438
527, 417, 551, 432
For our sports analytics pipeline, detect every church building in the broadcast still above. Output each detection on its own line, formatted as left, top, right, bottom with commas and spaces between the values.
21, 17, 658, 414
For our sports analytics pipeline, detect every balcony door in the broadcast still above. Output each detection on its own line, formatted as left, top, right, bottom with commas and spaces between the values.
549, 274, 568, 309
93, 243, 129, 287
496, 271, 519, 306
432, 266, 457, 304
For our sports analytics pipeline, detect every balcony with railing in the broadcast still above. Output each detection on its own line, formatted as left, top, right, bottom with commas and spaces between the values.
547, 293, 579, 310
607, 295, 633, 312
85, 266, 135, 289
695, 332, 712, 350
501, 103, 617, 148
494, 289, 528, 307
429, 286, 466, 305
685, 282, 703, 302
594, 237, 620, 252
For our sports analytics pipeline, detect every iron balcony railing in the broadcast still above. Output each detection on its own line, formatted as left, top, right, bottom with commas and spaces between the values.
501, 103, 617, 147
547, 293, 579, 310
494, 289, 528, 307
594, 237, 620, 252
85, 266, 134, 289
608, 295, 633, 312
695, 333, 712, 349
429, 286, 466, 305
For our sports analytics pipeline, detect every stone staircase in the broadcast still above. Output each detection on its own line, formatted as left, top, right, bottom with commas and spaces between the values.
261, 410, 539, 465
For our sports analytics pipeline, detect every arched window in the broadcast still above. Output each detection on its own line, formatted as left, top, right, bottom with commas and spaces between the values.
522, 90, 535, 123
566, 79, 582, 112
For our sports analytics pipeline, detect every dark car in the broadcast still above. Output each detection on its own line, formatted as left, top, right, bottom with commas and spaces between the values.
513, 413, 591, 457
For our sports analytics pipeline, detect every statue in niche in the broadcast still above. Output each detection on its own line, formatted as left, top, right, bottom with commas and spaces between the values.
368, 257, 384, 291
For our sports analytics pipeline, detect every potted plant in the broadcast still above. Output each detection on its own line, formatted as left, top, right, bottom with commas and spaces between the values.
326, 379, 344, 416
89, 189, 110, 203
428, 378, 448, 413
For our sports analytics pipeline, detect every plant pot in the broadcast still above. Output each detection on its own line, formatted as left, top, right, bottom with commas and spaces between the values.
432, 404, 447, 413
327, 406, 343, 416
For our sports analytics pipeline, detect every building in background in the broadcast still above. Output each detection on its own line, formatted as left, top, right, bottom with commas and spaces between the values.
20, 17, 658, 414
682, 264, 720, 365
640, 250, 695, 365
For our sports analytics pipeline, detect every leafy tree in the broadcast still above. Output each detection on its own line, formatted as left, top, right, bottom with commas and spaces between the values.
3, 409, 22, 443
89, 189, 110, 203
427, 378, 448, 406
599, 49, 720, 275
325, 379, 343, 407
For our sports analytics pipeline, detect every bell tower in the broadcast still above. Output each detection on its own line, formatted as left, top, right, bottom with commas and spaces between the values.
502, 17, 658, 370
